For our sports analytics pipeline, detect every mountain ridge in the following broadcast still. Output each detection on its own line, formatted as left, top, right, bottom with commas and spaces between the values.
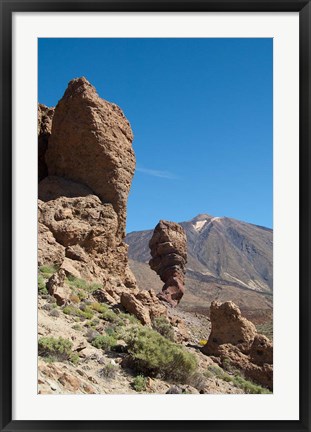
125, 213, 273, 323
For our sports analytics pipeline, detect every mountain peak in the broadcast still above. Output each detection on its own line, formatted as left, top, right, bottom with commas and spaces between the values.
190, 214, 214, 232
191, 213, 213, 222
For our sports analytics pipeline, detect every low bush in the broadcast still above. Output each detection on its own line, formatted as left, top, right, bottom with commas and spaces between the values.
124, 325, 197, 383
99, 363, 118, 380
62, 305, 94, 320
42, 303, 53, 311
38, 336, 79, 364
189, 372, 207, 391
90, 302, 109, 313
152, 317, 175, 341
39, 265, 58, 277
49, 309, 60, 318
66, 275, 88, 289
222, 357, 237, 374
69, 294, 80, 304
205, 365, 271, 394
100, 309, 119, 323
118, 312, 139, 325
66, 275, 101, 293
132, 375, 147, 392
91, 334, 117, 351
38, 274, 48, 295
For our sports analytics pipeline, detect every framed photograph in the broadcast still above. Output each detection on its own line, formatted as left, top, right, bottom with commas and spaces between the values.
1, 1, 310, 431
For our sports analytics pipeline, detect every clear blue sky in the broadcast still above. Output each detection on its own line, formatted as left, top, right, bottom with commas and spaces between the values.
38, 38, 273, 233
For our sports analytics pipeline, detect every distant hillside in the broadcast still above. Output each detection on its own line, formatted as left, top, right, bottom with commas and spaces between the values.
126, 214, 273, 323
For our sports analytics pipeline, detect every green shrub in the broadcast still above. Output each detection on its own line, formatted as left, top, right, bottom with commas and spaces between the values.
100, 309, 119, 323
105, 326, 119, 338
124, 325, 197, 383
84, 318, 101, 329
118, 312, 139, 325
77, 290, 87, 301
91, 334, 117, 351
72, 324, 83, 331
231, 374, 271, 394
132, 375, 147, 392
90, 302, 109, 313
38, 336, 79, 364
62, 305, 94, 320
222, 357, 237, 374
38, 274, 48, 295
66, 275, 88, 289
66, 275, 102, 293
39, 265, 56, 274
152, 317, 175, 341
205, 365, 271, 394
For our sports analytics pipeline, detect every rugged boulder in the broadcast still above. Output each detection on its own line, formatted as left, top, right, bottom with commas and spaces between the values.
38, 77, 137, 296
203, 301, 257, 355
120, 289, 167, 325
149, 220, 187, 307
38, 176, 136, 289
46, 268, 70, 306
249, 334, 273, 365
202, 301, 273, 390
45, 76, 135, 239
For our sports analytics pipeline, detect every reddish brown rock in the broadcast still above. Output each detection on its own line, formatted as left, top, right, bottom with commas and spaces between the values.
203, 301, 257, 355
217, 344, 273, 390
46, 269, 70, 306
249, 334, 273, 365
45, 77, 135, 240
38, 176, 135, 290
38, 222, 65, 267
202, 301, 273, 390
120, 289, 167, 325
38, 78, 137, 295
38, 104, 54, 182
58, 372, 80, 392
149, 220, 187, 307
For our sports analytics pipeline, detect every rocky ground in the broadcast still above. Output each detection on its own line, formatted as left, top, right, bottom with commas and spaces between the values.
38, 267, 270, 395
37, 78, 272, 396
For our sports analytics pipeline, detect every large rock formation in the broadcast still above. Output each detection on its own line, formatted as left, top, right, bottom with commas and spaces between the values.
38, 77, 137, 293
149, 220, 187, 307
38, 104, 54, 182
203, 301, 257, 354
202, 301, 273, 389
45, 77, 135, 239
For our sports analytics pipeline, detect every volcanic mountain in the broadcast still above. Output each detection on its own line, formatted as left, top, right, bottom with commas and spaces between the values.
125, 214, 273, 324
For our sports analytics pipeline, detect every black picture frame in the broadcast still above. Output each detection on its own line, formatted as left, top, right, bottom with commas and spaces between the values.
1, 1, 310, 431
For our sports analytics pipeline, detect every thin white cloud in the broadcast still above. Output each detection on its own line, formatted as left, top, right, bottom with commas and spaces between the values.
136, 167, 178, 179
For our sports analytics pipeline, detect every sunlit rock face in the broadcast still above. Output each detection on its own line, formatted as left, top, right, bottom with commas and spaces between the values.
38, 77, 137, 293
149, 220, 187, 307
